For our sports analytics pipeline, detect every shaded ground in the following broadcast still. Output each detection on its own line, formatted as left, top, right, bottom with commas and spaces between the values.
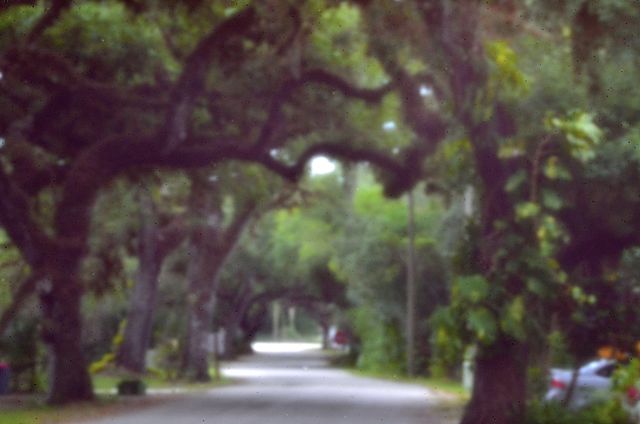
0, 394, 176, 424
77, 343, 462, 424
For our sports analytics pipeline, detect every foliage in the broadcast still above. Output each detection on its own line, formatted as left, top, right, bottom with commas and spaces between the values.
612, 359, 640, 395
524, 400, 630, 424
0, 314, 43, 393
153, 338, 182, 381
332, 177, 449, 376
88, 320, 126, 374
0, 0, 639, 415
351, 306, 405, 374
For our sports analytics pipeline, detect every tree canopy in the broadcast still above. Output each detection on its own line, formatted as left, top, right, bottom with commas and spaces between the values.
1, 1, 640, 423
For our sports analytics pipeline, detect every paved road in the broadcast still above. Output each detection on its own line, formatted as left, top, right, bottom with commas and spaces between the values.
83, 343, 461, 424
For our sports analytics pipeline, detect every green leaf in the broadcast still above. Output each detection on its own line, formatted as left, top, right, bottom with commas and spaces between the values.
486, 40, 529, 94
516, 202, 540, 220
543, 157, 572, 180
526, 278, 546, 296
548, 112, 603, 162
505, 170, 527, 193
467, 307, 497, 343
501, 296, 526, 340
541, 189, 564, 210
453, 275, 489, 303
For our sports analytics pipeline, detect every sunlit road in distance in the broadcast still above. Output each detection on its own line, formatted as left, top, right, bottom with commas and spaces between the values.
82, 342, 460, 424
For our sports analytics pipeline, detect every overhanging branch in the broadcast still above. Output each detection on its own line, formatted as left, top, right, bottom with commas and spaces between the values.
6, 47, 167, 109
161, 6, 256, 152
0, 165, 52, 266
26, 0, 72, 44
255, 69, 394, 149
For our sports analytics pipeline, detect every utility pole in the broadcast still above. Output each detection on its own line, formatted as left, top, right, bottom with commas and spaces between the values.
272, 301, 281, 340
406, 189, 417, 376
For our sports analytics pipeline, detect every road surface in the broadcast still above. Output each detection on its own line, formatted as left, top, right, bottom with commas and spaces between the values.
83, 342, 461, 424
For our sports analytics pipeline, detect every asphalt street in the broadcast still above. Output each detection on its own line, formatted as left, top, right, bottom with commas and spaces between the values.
82, 342, 461, 424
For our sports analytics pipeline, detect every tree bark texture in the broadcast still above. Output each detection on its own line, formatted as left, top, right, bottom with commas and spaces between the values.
116, 191, 186, 373
460, 337, 528, 424
116, 260, 161, 373
116, 191, 160, 373
183, 234, 223, 382
40, 279, 94, 404
219, 280, 254, 359
321, 322, 329, 350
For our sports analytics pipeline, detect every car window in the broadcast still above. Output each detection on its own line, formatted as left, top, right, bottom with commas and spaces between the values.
596, 364, 618, 378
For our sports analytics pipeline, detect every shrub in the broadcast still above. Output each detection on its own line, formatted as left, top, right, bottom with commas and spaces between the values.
525, 400, 631, 424
351, 307, 405, 374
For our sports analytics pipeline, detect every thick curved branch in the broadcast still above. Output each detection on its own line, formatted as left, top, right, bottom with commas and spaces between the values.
26, 0, 72, 44
161, 6, 256, 152
275, 6, 302, 55
0, 165, 52, 266
219, 200, 257, 256
51, 132, 410, 276
393, 68, 447, 145
0, 0, 36, 11
6, 143, 69, 195
156, 139, 406, 184
156, 217, 188, 259
6, 47, 167, 109
255, 69, 394, 149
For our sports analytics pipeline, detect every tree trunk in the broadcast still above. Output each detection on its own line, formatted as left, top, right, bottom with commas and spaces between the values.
460, 337, 528, 424
40, 280, 94, 404
116, 191, 162, 373
240, 303, 267, 349
224, 320, 237, 359
183, 237, 219, 382
116, 259, 161, 373
184, 288, 214, 382
321, 322, 329, 350
182, 179, 256, 380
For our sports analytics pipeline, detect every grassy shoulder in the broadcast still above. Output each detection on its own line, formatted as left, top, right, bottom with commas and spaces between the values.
326, 350, 468, 398
346, 367, 467, 424
92, 374, 228, 391
0, 372, 232, 424
0, 395, 167, 424
92, 367, 233, 392
349, 368, 469, 398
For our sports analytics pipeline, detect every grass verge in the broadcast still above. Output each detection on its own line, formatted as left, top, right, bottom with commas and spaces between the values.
0, 372, 232, 424
347, 368, 467, 424
350, 368, 469, 398
0, 395, 167, 424
92, 370, 232, 392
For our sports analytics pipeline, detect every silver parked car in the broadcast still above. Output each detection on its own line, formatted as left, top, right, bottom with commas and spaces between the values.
546, 358, 640, 422
545, 359, 618, 408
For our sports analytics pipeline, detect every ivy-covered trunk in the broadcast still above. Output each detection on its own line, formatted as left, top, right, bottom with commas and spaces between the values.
40, 278, 94, 404
460, 337, 528, 424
